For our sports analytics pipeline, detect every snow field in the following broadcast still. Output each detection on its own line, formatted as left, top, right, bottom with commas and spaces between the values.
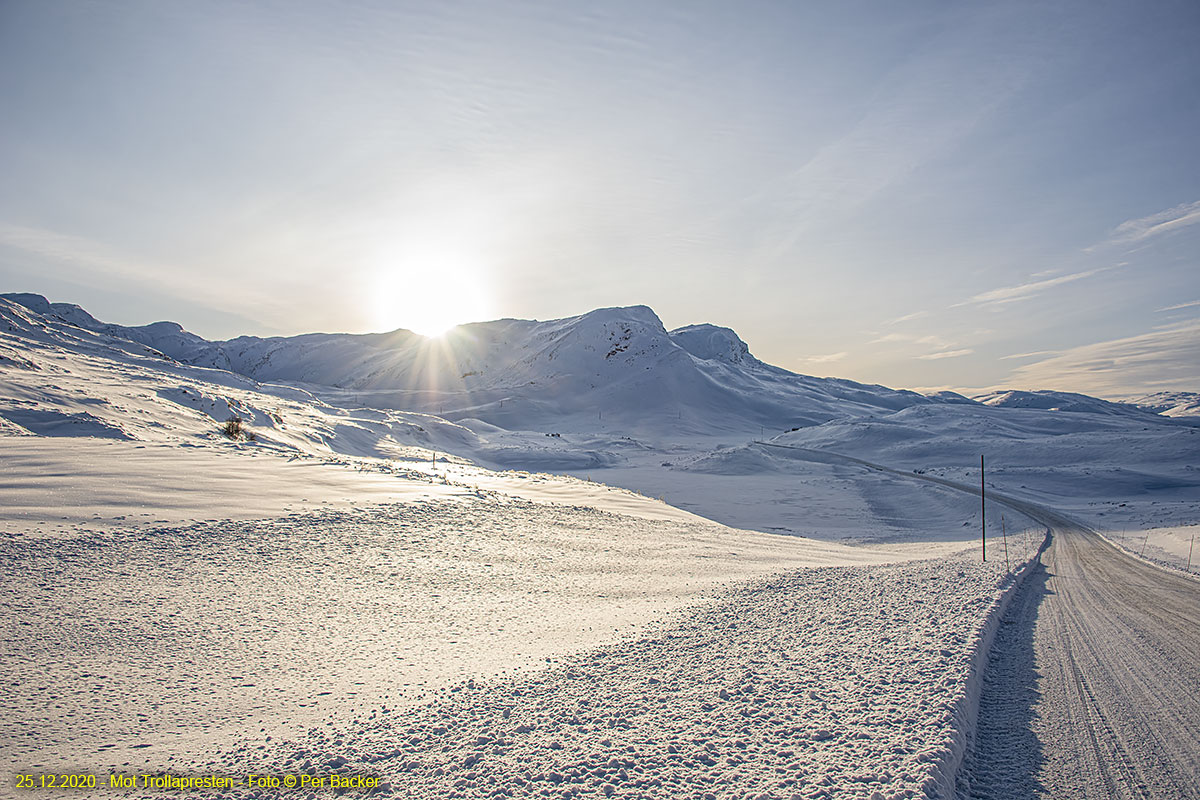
195, 552, 1032, 800
1095, 523, 1200, 577
583, 450, 1018, 545
2, 496, 880, 778
776, 405, 1200, 541
0, 439, 469, 536
0, 436, 709, 542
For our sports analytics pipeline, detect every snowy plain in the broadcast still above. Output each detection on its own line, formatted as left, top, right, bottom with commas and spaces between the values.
2, 294, 1198, 798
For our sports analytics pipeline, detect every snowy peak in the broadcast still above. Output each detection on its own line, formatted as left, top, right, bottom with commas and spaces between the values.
920, 390, 978, 405
670, 324, 753, 365
2, 292, 104, 330
574, 304, 665, 332
526, 305, 671, 370
1, 292, 211, 359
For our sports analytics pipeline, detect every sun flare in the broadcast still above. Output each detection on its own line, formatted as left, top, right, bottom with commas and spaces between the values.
370, 251, 492, 337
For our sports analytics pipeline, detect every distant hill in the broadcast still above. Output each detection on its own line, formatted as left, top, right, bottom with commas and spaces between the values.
1126, 391, 1200, 418
4, 293, 1194, 436
2, 293, 961, 435
974, 388, 1175, 422
3, 292, 1196, 525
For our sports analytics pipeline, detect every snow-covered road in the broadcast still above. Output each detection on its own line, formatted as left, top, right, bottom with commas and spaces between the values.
758, 442, 1200, 797
961, 522, 1200, 799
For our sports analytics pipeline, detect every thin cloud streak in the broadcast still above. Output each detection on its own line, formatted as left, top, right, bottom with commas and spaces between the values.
1006, 320, 1200, 397
917, 348, 974, 360
869, 332, 950, 347
799, 351, 849, 364
1156, 299, 1200, 313
0, 222, 286, 328
888, 310, 929, 325
1109, 199, 1200, 245
1000, 349, 1061, 360
0, 223, 160, 283
956, 267, 1107, 308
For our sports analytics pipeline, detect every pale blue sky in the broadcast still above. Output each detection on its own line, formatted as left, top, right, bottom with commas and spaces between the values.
2, 0, 1198, 397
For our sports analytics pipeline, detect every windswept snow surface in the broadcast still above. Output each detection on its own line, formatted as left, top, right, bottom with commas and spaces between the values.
1, 429, 1035, 800
6, 495, 925, 778
198, 553, 1030, 800
2, 293, 1025, 799
775, 403, 1200, 544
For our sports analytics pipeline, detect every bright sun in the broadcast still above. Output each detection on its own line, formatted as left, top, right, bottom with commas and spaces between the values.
399, 290, 463, 338
370, 253, 491, 337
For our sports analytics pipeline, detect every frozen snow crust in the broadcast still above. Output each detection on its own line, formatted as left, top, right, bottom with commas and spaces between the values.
2, 498, 832, 772
199, 553, 1030, 800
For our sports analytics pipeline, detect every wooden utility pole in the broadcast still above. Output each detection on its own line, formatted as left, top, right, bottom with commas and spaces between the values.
1002, 514, 1010, 572
980, 455, 986, 562
1188, 534, 1195, 572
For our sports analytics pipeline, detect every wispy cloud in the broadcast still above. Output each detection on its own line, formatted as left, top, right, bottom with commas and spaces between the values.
0, 223, 160, 283
1000, 349, 1061, 360
870, 332, 909, 344
869, 330, 973, 362
869, 332, 949, 347
742, 14, 1039, 265
1156, 299, 1200, 313
916, 348, 974, 360
0, 222, 282, 327
1108, 199, 1200, 245
955, 267, 1107, 308
799, 351, 848, 364
1005, 319, 1200, 397
888, 310, 929, 325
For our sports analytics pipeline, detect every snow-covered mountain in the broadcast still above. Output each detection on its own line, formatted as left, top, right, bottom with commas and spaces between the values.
974, 388, 1167, 420
7, 291, 1195, 439
1127, 390, 1200, 418
2, 293, 964, 434
7, 292, 1196, 439
3, 290, 1198, 540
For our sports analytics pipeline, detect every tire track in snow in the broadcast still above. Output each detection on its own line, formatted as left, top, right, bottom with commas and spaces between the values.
758, 442, 1200, 798
973, 523, 1200, 799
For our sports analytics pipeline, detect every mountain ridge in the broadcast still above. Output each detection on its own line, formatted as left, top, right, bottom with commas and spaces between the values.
2, 292, 1190, 433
